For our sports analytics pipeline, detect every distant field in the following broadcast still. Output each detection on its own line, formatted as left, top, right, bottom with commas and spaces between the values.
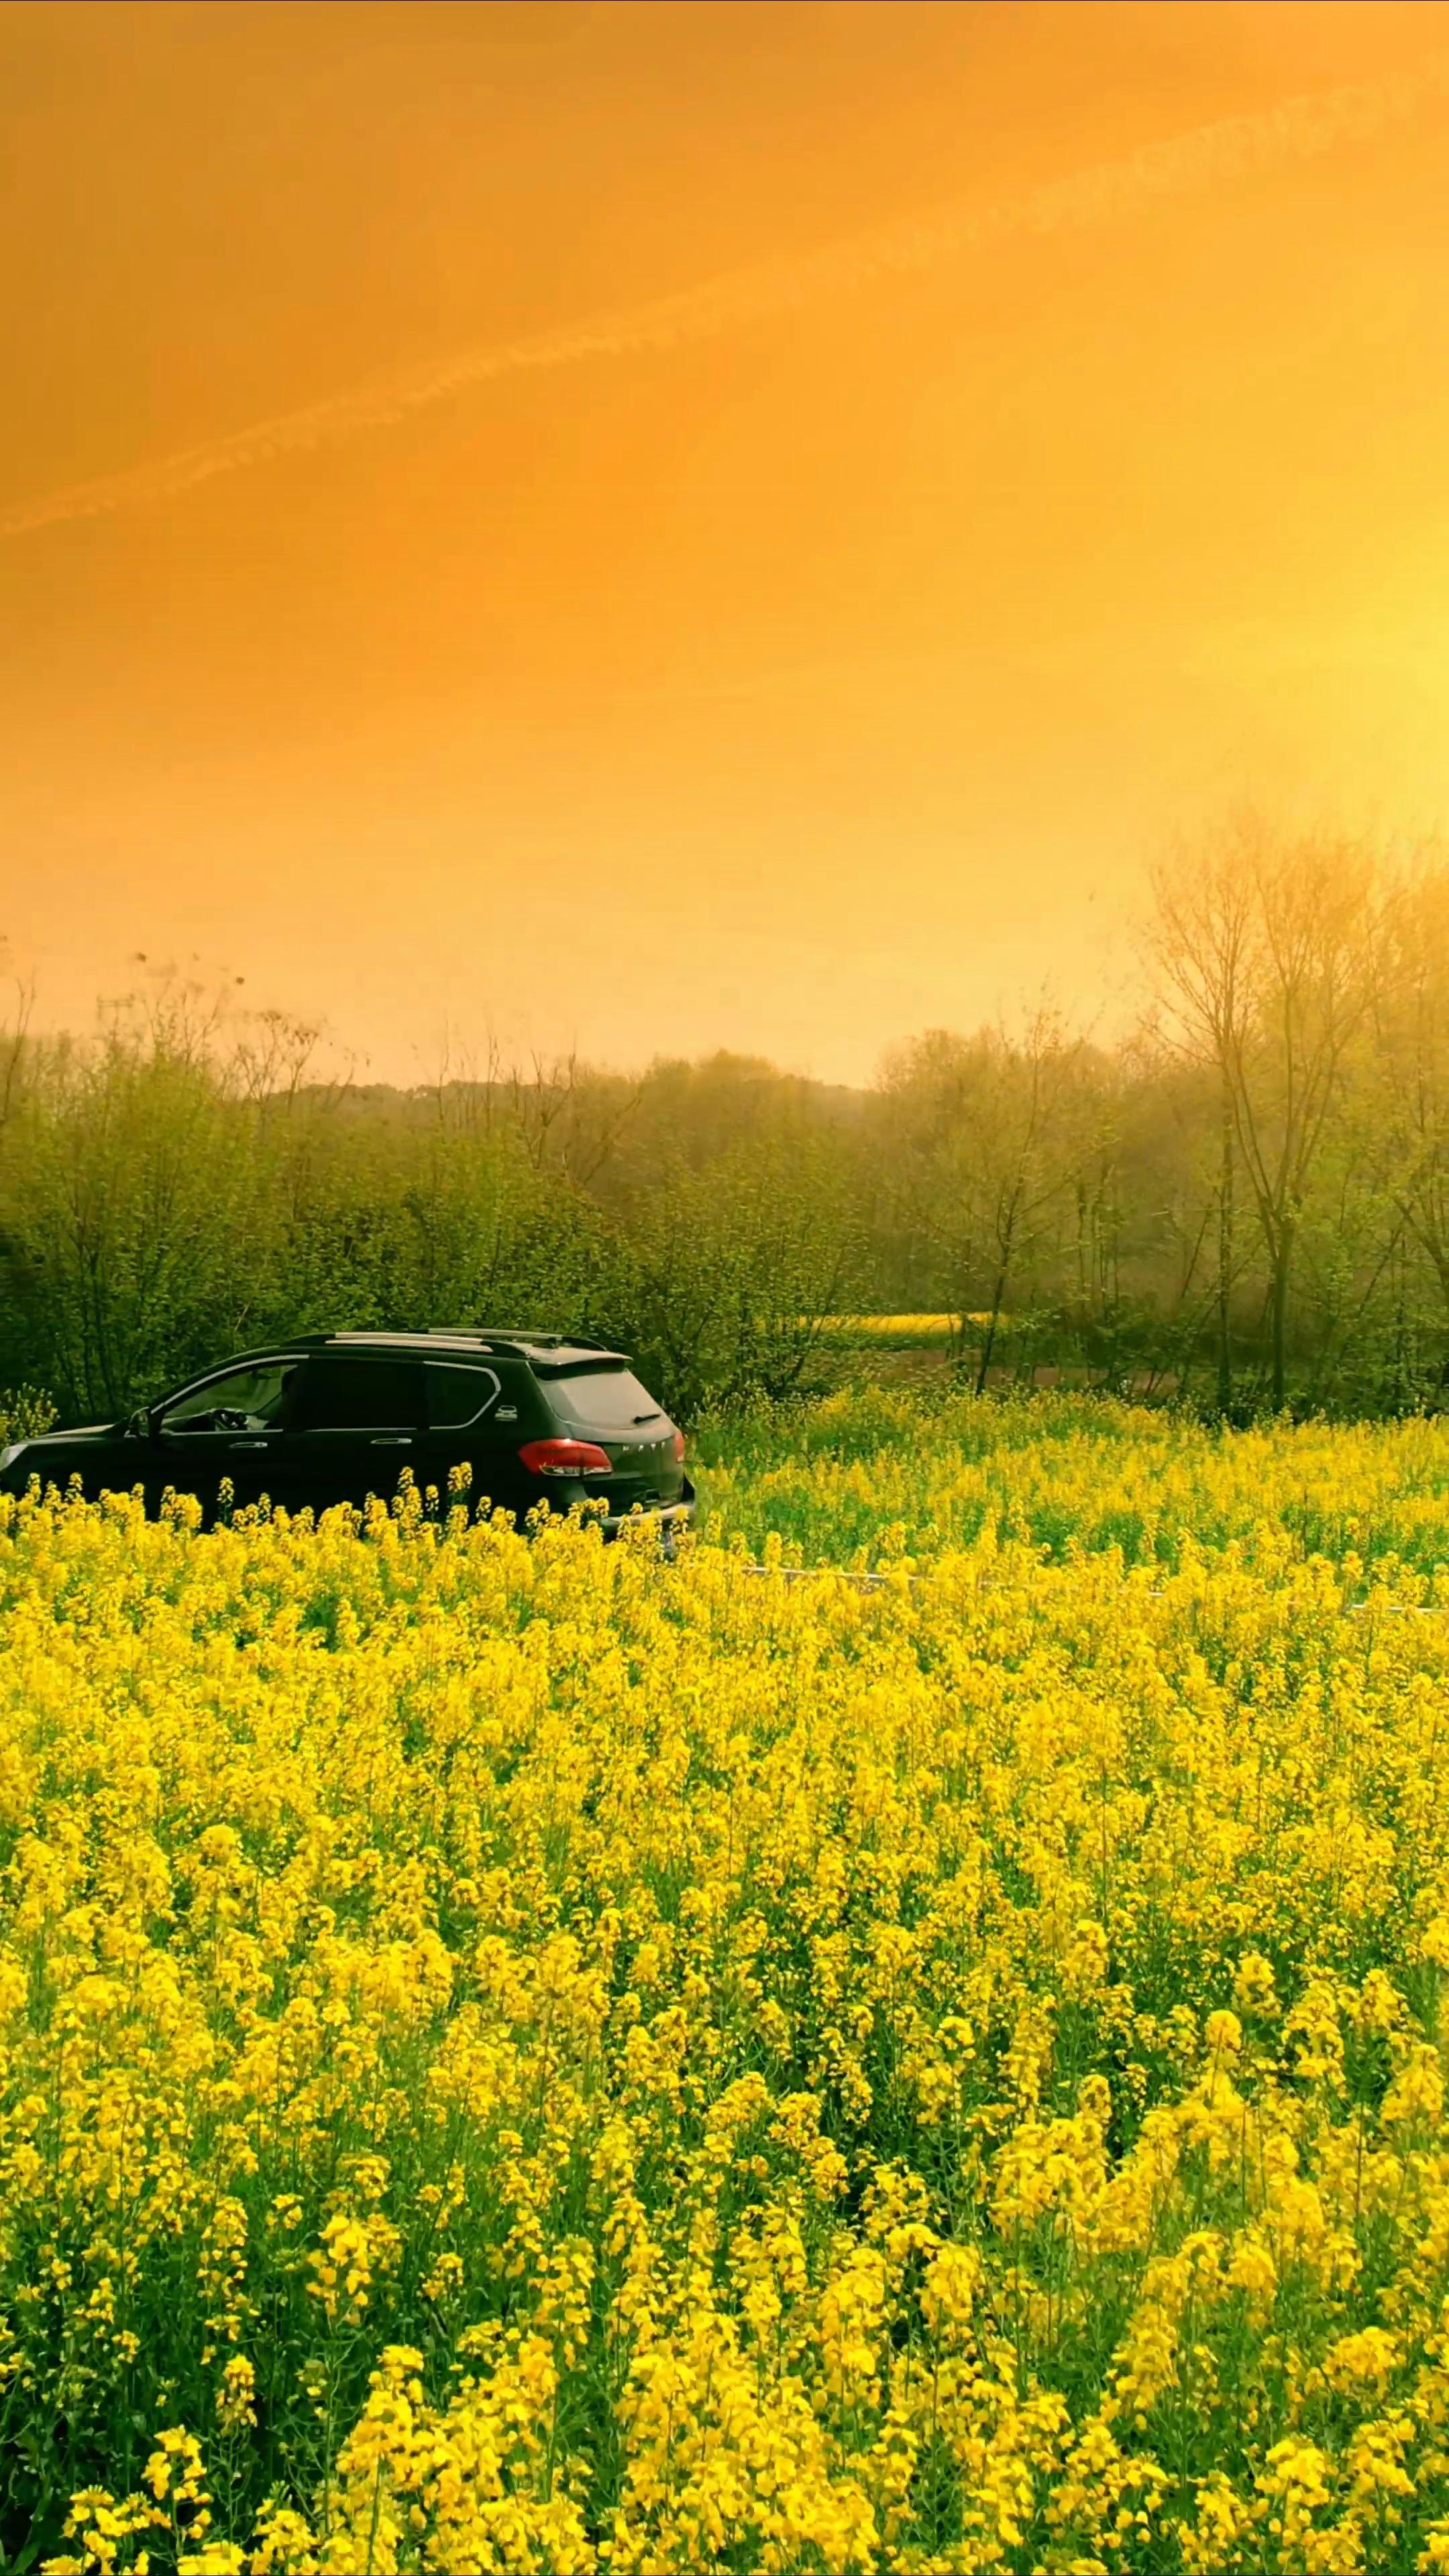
815, 1312, 965, 1345
810, 1315, 1021, 1394
3, 1390, 1449, 2570
815, 1312, 1025, 1348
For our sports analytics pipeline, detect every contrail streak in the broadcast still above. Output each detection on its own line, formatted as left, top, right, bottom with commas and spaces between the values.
5, 52, 1446, 541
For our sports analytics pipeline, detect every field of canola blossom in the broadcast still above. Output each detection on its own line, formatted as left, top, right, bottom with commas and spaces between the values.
2, 1392, 1449, 2573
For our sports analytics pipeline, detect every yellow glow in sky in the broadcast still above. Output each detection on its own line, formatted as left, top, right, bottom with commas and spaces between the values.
4, 0, 1449, 1079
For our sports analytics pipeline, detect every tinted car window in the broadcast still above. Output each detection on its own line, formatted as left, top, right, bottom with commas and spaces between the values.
292, 1358, 423, 1431
426, 1362, 498, 1430
543, 1367, 667, 1435
161, 1362, 300, 1434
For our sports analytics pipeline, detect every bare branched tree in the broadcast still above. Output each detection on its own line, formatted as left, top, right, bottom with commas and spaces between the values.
1371, 859, 1449, 1341
881, 1006, 1085, 1391
1150, 814, 1377, 1406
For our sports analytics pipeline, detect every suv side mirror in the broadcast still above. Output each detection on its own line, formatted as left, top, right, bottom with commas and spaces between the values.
125, 1407, 150, 1439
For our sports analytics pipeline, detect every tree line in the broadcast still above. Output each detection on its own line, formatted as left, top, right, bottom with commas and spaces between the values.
3, 814, 1449, 1425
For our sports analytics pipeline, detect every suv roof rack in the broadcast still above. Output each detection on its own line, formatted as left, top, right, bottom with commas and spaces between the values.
427, 1327, 617, 1352
280, 1326, 627, 1364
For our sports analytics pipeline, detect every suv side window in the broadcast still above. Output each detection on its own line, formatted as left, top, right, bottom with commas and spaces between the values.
160, 1360, 301, 1435
426, 1363, 500, 1430
291, 1358, 423, 1432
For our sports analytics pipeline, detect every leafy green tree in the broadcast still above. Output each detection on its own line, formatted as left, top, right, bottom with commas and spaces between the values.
0, 998, 271, 1415
610, 1137, 863, 1419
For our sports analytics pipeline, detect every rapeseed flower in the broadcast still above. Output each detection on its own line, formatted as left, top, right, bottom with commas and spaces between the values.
0, 1400, 1444, 2567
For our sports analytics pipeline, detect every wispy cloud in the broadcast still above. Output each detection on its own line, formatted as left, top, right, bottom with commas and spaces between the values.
5, 51, 1446, 542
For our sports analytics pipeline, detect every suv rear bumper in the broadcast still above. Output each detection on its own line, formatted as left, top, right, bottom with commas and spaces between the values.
600, 1476, 696, 1540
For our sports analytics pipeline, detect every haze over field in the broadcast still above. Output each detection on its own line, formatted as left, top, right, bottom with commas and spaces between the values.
5, 0, 1449, 1077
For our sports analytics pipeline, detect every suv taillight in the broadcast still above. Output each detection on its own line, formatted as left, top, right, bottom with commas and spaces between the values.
672, 1430, 686, 1463
519, 1437, 612, 1477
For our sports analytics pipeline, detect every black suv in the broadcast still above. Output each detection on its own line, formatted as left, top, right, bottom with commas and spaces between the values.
0, 1331, 695, 1534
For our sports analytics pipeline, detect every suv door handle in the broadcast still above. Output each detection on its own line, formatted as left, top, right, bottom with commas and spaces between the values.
229, 1440, 268, 1451
370, 1435, 411, 1446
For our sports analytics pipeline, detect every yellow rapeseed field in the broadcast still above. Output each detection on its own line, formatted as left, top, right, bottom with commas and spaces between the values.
814, 1317, 966, 1343
812, 1317, 992, 1350
3, 1398, 1449, 2573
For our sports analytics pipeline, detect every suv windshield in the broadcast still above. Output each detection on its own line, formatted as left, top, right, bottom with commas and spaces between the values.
544, 1367, 667, 1436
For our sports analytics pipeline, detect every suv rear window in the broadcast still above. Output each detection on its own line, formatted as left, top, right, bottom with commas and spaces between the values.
543, 1367, 668, 1435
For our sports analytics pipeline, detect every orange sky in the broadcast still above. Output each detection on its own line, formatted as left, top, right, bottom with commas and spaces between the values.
4, 0, 1449, 1083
